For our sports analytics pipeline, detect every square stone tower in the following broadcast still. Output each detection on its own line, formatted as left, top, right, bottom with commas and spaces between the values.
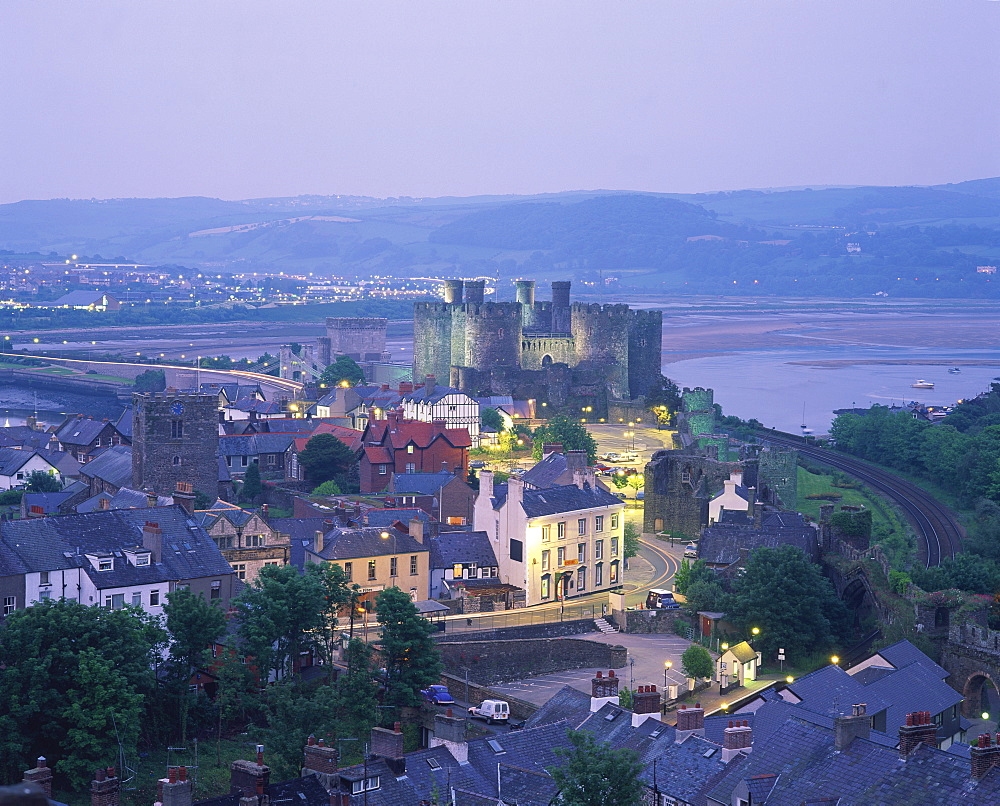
132, 391, 220, 500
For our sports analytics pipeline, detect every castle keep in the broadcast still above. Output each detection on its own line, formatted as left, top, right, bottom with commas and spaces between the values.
413, 279, 662, 411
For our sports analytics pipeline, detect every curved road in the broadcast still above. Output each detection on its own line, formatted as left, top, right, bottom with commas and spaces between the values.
757, 431, 964, 568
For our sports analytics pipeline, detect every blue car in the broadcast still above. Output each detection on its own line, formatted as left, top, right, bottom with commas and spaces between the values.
421, 685, 455, 705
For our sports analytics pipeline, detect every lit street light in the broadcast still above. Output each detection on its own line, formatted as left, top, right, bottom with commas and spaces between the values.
664, 660, 672, 688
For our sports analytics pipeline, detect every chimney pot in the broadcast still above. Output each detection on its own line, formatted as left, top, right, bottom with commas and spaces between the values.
37, 758, 46, 769
97, 769, 106, 782
394, 721, 402, 734
168, 768, 176, 784
178, 767, 187, 782
308, 735, 316, 746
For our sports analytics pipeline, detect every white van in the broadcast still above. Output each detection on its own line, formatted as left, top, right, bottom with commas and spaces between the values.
468, 699, 510, 724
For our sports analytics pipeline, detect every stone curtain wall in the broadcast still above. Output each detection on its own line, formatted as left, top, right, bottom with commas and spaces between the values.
438, 637, 627, 685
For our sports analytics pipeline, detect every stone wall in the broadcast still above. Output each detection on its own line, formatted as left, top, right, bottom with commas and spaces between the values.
619, 608, 689, 634
439, 673, 538, 720
436, 618, 597, 643
438, 637, 627, 685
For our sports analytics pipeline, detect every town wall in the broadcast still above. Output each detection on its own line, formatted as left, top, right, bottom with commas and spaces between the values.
437, 637, 627, 685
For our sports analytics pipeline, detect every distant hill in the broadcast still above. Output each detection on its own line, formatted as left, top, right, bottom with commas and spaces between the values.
3, 180, 1000, 298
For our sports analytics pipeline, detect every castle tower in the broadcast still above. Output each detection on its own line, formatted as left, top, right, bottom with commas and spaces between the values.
463, 302, 522, 371
551, 281, 572, 333
571, 303, 630, 399
464, 280, 486, 305
131, 392, 220, 500
324, 318, 388, 362
443, 280, 464, 304
627, 309, 663, 399
413, 301, 455, 381
516, 279, 543, 330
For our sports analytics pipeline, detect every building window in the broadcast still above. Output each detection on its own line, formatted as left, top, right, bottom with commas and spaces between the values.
611, 514, 619, 530
344, 562, 353, 581
542, 550, 550, 570
557, 547, 565, 566
595, 515, 604, 533
171, 420, 184, 438
39, 571, 49, 585
378, 464, 387, 475
610, 560, 619, 584
368, 560, 377, 580
3, 596, 14, 615
405, 462, 416, 473
541, 525, 551, 542
106, 593, 125, 609
595, 540, 604, 560
132, 592, 142, 607
150, 590, 160, 606
595, 562, 603, 587
410, 555, 418, 575
245, 534, 264, 548
135, 554, 150, 567
557, 522, 565, 540
407, 444, 414, 454
98, 559, 113, 571
577, 518, 587, 536
541, 574, 551, 599
352, 777, 380, 794
215, 535, 235, 550
241, 456, 249, 467
578, 543, 586, 563
578, 566, 586, 591
173, 456, 181, 466
233, 563, 246, 581
39, 590, 51, 600
390, 557, 398, 577
210, 580, 221, 600
611, 537, 619, 556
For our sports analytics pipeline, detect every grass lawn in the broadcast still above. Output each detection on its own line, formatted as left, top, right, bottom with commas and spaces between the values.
796, 466, 882, 520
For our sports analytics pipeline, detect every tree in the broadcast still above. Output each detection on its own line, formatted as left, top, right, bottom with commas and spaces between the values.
235, 563, 350, 681
0, 599, 165, 789
681, 644, 714, 680
164, 587, 227, 743
726, 545, 850, 662
24, 470, 61, 492
312, 479, 342, 496
646, 373, 681, 425
298, 433, 357, 486
481, 406, 505, 432
626, 472, 644, 499
547, 730, 644, 806
611, 471, 629, 490
376, 587, 443, 707
240, 462, 263, 504
623, 521, 641, 563
331, 639, 379, 740
531, 415, 598, 462
319, 355, 364, 388
262, 682, 338, 780
134, 368, 166, 392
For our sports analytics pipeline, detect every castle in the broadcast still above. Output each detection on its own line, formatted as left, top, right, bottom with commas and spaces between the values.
413, 279, 662, 413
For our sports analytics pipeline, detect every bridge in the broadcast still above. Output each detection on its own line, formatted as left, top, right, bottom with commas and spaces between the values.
0, 353, 304, 401
942, 621, 1000, 718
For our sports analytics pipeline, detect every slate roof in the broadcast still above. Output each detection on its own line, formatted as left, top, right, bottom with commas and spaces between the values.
308, 526, 428, 563
637, 734, 728, 804
519, 482, 622, 518
427, 531, 497, 570
114, 407, 133, 439
389, 470, 454, 495
725, 640, 758, 664
0, 505, 234, 589
783, 664, 891, 719
75, 487, 173, 514
762, 510, 811, 528
399, 382, 468, 405
218, 433, 295, 457
79, 445, 133, 489
54, 416, 110, 447
0, 447, 44, 476
194, 768, 329, 806
22, 490, 76, 514
228, 398, 281, 415
0, 425, 57, 451
364, 508, 431, 528
38, 448, 82, 477
859, 659, 963, 738
195, 500, 256, 530
52, 290, 113, 306
521, 453, 569, 489
698, 521, 818, 566
524, 684, 595, 730
870, 638, 950, 678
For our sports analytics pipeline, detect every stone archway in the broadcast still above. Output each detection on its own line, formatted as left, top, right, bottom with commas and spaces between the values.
963, 673, 1000, 718
541, 354, 553, 367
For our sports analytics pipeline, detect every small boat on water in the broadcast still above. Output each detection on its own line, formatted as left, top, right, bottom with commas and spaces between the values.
948, 367, 961, 374
912, 379, 935, 389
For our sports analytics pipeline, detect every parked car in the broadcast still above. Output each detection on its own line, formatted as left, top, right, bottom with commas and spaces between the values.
470, 460, 487, 469
636, 491, 645, 501
645, 588, 680, 609
421, 685, 456, 705
468, 699, 510, 724
510, 466, 527, 476
614, 492, 627, 499
594, 463, 612, 473
599, 452, 623, 462
619, 452, 640, 462
683, 544, 698, 559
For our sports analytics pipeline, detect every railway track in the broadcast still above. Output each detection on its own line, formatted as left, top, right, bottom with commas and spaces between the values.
756, 431, 964, 568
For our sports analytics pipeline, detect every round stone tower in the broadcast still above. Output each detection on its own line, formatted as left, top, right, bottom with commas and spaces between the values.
465, 280, 486, 305
571, 303, 631, 399
443, 279, 464, 304
515, 279, 541, 330
463, 302, 522, 371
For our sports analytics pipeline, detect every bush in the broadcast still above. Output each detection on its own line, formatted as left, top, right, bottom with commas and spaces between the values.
312, 480, 342, 496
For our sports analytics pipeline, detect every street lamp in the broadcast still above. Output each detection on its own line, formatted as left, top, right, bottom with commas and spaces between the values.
751, 627, 760, 638
380, 530, 397, 587
831, 655, 840, 666
664, 661, 672, 688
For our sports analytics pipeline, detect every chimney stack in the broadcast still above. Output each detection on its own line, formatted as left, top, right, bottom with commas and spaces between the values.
409, 517, 424, 544
314, 530, 324, 555
370, 723, 406, 776
142, 521, 163, 562
173, 481, 195, 515
632, 685, 662, 727
971, 733, 1000, 778
590, 670, 621, 711
90, 767, 120, 806
834, 703, 871, 751
302, 735, 340, 790
898, 711, 938, 758
430, 710, 469, 763
161, 766, 193, 806
22, 757, 53, 798
542, 443, 564, 457
674, 703, 705, 741
230, 745, 270, 799
424, 375, 436, 397
721, 720, 753, 763
146, 489, 158, 508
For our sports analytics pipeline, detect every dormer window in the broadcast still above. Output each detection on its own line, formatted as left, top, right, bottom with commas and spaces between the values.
407, 444, 414, 454
351, 777, 379, 794
134, 554, 150, 567
98, 559, 113, 571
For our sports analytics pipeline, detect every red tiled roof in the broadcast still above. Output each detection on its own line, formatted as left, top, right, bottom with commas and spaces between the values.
364, 418, 471, 450
293, 423, 364, 454
364, 446, 393, 464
